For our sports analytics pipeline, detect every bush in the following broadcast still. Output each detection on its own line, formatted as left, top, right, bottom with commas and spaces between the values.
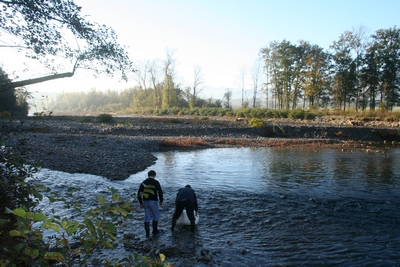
288, 109, 306, 119
248, 118, 264, 128
0, 120, 40, 264
5, 187, 172, 266
97, 113, 114, 123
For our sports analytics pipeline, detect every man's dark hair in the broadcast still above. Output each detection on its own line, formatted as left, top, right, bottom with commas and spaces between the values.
148, 170, 156, 177
185, 184, 191, 188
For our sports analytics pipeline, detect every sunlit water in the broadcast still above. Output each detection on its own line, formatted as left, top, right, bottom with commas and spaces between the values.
35, 147, 400, 266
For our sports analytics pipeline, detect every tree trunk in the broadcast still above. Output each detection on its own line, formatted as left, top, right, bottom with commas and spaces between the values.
10, 72, 75, 89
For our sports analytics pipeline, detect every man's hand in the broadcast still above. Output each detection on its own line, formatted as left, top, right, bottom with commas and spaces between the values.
140, 203, 144, 209
159, 202, 163, 207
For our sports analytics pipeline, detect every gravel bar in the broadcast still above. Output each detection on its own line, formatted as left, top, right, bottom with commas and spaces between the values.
4, 117, 399, 180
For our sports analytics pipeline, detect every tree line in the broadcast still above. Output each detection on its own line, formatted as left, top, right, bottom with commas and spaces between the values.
44, 26, 400, 115
1, 0, 399, 117
260, 26, 400, 111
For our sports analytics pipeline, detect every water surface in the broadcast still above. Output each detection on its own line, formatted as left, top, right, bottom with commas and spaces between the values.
36, 147, 400, 266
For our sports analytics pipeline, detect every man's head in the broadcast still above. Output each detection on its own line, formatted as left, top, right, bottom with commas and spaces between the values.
148, 170, 156, 178
185, 184, 191, 189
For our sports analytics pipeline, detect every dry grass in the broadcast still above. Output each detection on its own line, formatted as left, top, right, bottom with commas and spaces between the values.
159, 138, 210, 148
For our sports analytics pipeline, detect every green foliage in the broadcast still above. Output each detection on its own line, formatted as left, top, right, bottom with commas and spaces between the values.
288, 108, 316, 120
98, 113, 114, 123
248, 118, 264, 128
0, 68, 29, 117
1, 0, 133, 82
6, 186, 171, 267
0, 119, 172, 266
80, 116, 94, 123
0, 121, 39, 211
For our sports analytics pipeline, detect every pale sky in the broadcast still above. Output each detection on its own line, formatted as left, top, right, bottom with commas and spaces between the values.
1, 0, 399, 100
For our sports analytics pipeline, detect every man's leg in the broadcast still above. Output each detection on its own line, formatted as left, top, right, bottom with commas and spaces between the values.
143, 201, 152, 237
147, 201, 160, 235
171, 202, 185, 231
152, 221, 159, 235
144, 222, 150, 237
185, 202, 196, 233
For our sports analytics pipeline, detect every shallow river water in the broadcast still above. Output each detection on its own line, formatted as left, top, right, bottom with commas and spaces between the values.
35, 147, 400, 267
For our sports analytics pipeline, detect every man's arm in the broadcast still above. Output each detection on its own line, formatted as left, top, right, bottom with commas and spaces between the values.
137, 184, 144, 204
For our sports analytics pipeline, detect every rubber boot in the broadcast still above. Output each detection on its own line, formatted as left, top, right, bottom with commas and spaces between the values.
144, 222, 150, 237
152, 221, 159, 235
171, 218, 177, 231
190, 220, 195, 233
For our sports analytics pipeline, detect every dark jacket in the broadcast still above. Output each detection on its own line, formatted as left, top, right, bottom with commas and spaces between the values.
137, 177, 163, 204
175, 187, 198, 212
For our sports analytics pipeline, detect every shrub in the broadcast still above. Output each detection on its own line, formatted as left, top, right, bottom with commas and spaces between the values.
5, 187, 172, 266
97, 113, 114, 123
80, 116, 93, 123
288, 108, 305, 119
248, 118, 264, 128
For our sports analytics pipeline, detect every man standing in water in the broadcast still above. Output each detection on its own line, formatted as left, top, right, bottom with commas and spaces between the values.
171, 185, 198, 233
137, 170, 163, 237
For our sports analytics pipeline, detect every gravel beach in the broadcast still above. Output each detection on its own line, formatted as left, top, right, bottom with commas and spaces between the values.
4, 116, 399, 180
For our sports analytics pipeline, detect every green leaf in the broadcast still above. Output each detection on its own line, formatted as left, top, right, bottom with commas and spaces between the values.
98, 195, 106, 205
35, 184, 50, 192
61, 219, 68, 229
66, 222, 79, 236
112, 194, 120, 201
84, 218, 96, 235
41, 220, 61, 232
160, 253, 166, 262
44, 251, 65, 262
143, 188, 155, 195
10, 229, 25, 238
140, 192, 149, 198
15, 242, 26, 253
108, 187, 118, 195
33, 212, 47, 222
101, 240, 114, 249
110, 207, 128, 217
12, 208, 26, 218
103, 222, 116, 233
48, 196, 57, 203
25, 211, 35, 219
25, 248, 39, 259
107, 232, 117, 241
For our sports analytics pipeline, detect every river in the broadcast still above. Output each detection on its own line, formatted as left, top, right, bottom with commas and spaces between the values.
35, 146, 400, 266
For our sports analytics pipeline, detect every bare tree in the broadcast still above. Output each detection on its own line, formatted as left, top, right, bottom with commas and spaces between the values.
147, 60, 162, 107
223, 88, 233, 108
350, 25, 370, 110
162, 49, 179, 108
134, 61, 149, 90
190, 64, 205, 108
237, 67, 248, 108
251, 58, 263, 108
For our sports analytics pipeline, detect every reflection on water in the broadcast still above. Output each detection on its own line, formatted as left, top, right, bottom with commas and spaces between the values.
36, 147, 400, 266
145, 147, 400, 198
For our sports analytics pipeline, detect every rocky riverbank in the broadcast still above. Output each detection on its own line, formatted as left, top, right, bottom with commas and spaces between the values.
4, 116, 400, 180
